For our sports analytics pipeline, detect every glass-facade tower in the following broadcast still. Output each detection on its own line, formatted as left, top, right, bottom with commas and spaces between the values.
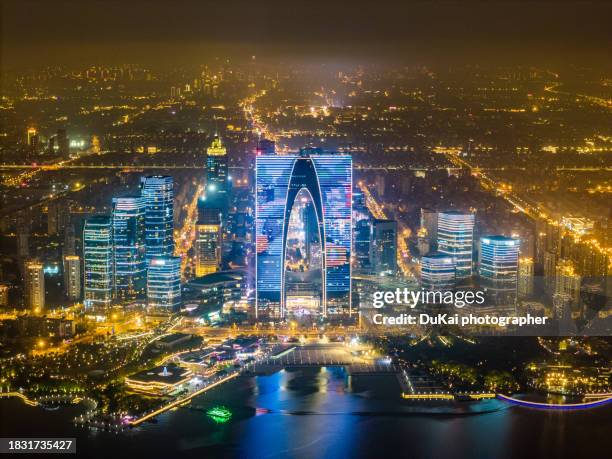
421, 252, 456, 291
195, 204, 222, 277
112, 196, 146, 301
479, 235, 520, 304
370, 219, 397, 275
206, 136, 229, 221
83, 215, 113, 309
141, 176, 174, 263
147, 256, 182, 310
437, 211, 475, 279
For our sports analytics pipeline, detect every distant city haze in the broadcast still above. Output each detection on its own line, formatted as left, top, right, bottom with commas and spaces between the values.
2, 1, 611, 69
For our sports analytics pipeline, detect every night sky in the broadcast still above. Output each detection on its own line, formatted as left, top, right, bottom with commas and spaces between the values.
2, 0, 611, 68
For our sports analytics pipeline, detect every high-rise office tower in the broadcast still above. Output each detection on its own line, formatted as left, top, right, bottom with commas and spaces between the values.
438, 211, 475, 279
147, 256, 181, 310
25, 260, 45, 313
63, 255, 81, 302
518, 257, 534, 298
370, 219, 397, 275
27, 127, 38, 150
354, 218, 371, 270
479, 236, 520, 304
141, 176, 174, 263
112, 196, 146, 300
195, 204, 222, 277
256, 149, 352, 318
83, 215, 113, 309
421, 253, 456, 291
206, 136, 229, 219
206, 136, 229, 223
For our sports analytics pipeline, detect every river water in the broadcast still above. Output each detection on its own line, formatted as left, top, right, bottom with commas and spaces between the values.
1, 367, 610, 458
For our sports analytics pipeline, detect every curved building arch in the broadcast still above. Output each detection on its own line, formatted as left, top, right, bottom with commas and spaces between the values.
256, 150, 352, 320
281, 156, 327, 317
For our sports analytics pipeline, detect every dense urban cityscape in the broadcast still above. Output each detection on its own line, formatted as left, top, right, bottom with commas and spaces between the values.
1, 1, 611, 458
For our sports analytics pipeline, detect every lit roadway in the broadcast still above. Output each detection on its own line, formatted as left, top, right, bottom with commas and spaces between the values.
0, 149, 108, 186
444, 152, 542, 220
240, 89, 274, 141
175, 183, 205, 278
358, 181, 416, 279
544, 82, 612, 110
443, 150, 612, 260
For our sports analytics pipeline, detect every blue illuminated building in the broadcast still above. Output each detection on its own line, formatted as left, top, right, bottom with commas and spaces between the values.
206, 136, 229, 221
370, 219, 397, 275
147, 256, 182, 310
256, 148, 352, 319
112, 196, 146, 301
479, 235, 520, 304
141, 176, 174, 262
437, 211, 475, 279
421, 252, 456, 291
83, 215, 113, 309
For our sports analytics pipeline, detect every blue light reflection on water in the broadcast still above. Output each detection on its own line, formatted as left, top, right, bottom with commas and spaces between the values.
1, 366, 611, 458
237, 367, 360, 459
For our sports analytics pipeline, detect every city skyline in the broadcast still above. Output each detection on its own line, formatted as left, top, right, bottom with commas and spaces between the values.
0, 3, 610, 457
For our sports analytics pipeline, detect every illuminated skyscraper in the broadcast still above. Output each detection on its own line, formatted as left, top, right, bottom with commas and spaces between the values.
437, 211, 475, 279
25, 260, 45, 313
63, 255, 81, 302
256, 149, 352, 318
195, 204, 222, 277
421, 253, 455, 291
479, 235, 520, 304
141, 176, 174, 262
112, 196, 146, 300
26, 127, 38, 149
147, 256, 182, 310
370, 219, 397, 275
354, 218, 371, 270
83, 215, 113, 309
206, 136, 229, 219
518, 257, 534, 298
